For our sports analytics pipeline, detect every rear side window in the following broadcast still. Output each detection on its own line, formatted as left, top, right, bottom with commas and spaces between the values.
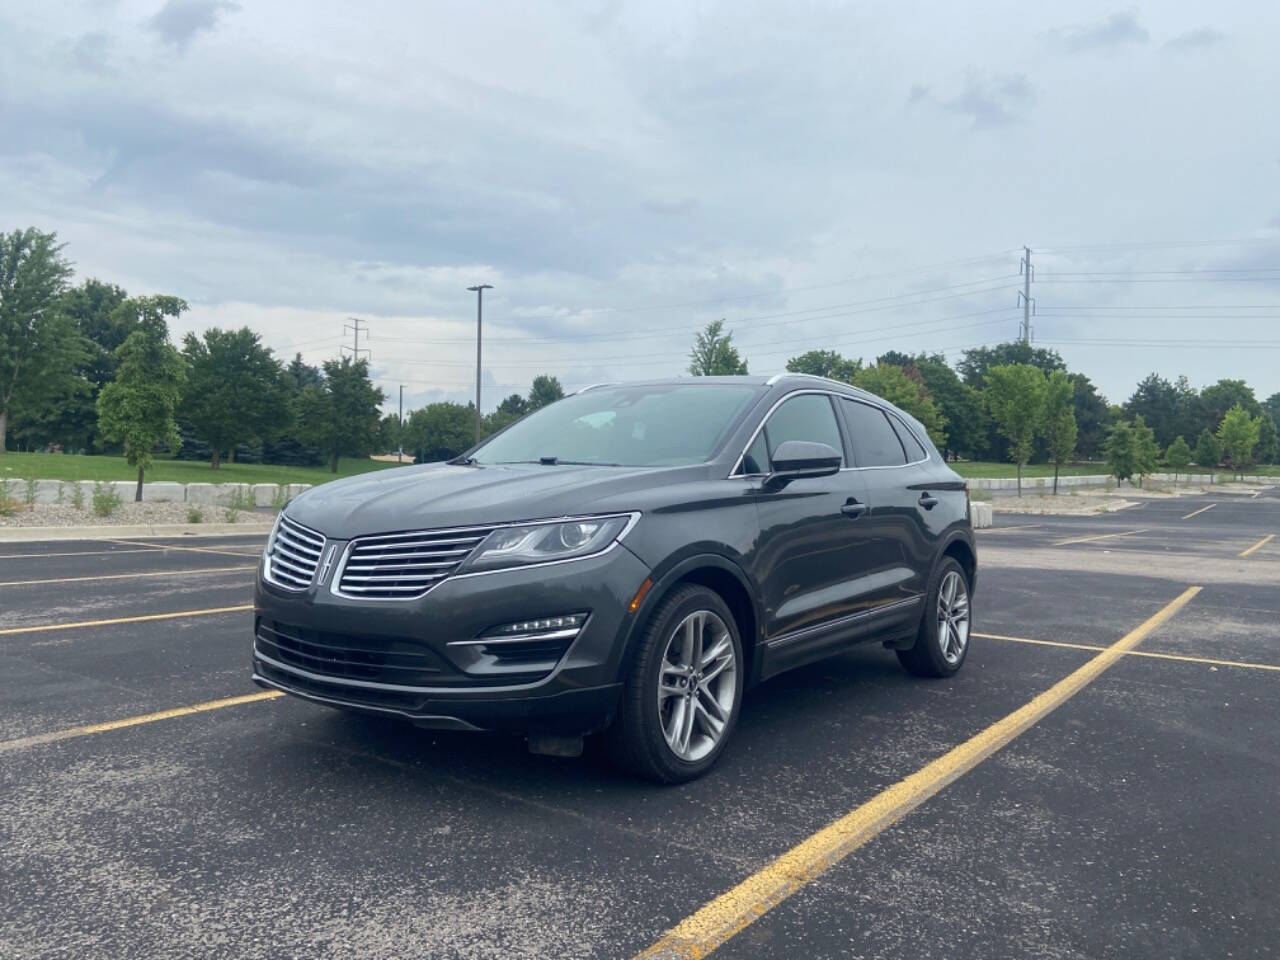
889, 415, 928, 462
841, 399, 906, 467
763, 394, 844, 464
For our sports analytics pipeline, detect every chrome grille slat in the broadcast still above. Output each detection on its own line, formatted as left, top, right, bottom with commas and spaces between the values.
335, 524, 496, 599
266, 516, 325, 591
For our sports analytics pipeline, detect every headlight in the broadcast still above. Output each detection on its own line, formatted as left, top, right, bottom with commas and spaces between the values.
459, 514, 636, 573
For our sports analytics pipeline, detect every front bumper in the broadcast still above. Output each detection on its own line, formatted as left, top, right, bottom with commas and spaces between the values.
252, 541, 651, 736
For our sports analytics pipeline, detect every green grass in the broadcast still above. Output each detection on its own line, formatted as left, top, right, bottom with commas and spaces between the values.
0, 452, 404, 486
949, 461, 1108, 479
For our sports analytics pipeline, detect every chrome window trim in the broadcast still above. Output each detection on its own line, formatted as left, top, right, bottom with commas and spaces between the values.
730, 388, 931, 477
329, 512, 641, 600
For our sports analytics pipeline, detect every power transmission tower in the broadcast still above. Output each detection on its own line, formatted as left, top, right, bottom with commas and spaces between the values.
342, 317, 371, 361
1017, 247, 1035, 343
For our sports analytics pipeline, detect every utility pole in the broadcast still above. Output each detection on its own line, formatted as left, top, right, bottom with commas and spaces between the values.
467, 284, 493, 445
342, 317, 371, 361
398, 384, 404, 463
1017, 247, 1034, 343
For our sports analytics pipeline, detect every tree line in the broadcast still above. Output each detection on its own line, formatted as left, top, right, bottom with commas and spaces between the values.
691, 320, 1280, 493
4, 227, 1276, 496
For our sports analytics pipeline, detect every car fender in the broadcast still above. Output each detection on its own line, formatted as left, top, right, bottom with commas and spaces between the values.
613, 550, 766, 685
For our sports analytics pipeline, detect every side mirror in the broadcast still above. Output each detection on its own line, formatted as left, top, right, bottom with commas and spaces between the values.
765, 440, 842, 488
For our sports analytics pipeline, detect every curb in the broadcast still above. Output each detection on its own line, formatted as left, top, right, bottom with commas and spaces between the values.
0, 523, 275, 543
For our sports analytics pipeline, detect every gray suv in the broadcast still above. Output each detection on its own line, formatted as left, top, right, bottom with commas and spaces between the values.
253, 374, 976, 782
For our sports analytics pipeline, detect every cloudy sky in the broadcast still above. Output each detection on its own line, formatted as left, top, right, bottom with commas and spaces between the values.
3, 0, 1278, 411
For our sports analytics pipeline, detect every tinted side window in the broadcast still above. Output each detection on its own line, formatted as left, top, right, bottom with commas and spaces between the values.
889, 415, 928, 462
740, 432, 769, 475
842, 399, 906, 467
764, 394, 844, 464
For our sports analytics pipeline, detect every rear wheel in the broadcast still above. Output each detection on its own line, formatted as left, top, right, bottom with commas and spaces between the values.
897, 557, 971, 678
610, 584, 744, 783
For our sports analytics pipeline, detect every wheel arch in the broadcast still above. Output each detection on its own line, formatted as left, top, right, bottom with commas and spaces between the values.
619, 553, 764, 687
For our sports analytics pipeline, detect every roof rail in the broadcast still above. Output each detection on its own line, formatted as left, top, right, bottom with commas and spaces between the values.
765, 371, 849, 389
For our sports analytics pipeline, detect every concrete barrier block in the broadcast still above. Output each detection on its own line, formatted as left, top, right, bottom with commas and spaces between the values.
32, 480, 65, 504
185, 483, 221, 504
971, 502, 993, 528
252, 483, 280, 507
142, 481, 185, 502
286, 483, 311, 500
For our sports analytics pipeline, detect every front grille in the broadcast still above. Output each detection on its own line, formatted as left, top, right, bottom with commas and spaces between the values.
336, 526, 494, 599
255, 657, 429, 714
255, 618, 447, 686
267, 515, 326, 589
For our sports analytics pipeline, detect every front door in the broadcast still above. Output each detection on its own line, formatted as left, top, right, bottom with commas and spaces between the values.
748, 393, 880, 649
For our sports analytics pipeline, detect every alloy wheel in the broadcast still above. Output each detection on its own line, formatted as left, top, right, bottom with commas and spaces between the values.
937, 570, 970, 665
657, 609, 737, 762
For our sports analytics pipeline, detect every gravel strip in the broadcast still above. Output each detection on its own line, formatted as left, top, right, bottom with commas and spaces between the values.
0, 501, 275, 528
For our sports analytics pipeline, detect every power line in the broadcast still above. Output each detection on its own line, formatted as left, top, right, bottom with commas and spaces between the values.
341, 317, 370, 361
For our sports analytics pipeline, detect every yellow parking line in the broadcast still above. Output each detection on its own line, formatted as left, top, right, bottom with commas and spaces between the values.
1182, 503, 1217, 520
0, 548, 162, 561
105, 538, 264, 559
1239, 534, 1275, 558
0, 691, 284, 753
1052, 529, 1145, 547
973, 631, 1280, 674
635, 586, 1201, 960
0, 604, 253, 637
0, 566, 254, 588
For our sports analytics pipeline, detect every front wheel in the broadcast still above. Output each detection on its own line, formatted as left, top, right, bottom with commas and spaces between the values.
897, 557, 971, 678
609, 584, 744, 783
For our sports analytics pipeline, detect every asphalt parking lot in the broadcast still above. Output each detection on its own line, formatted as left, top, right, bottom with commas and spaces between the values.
2, 487, 1278, 959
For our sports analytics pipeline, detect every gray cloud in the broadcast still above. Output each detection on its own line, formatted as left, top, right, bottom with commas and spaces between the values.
1164, 27, 1228, 52
147, 0, 239, 50
70, 31, 112, 75
1048, 11, 1149, 53
937, 73, 1036, 128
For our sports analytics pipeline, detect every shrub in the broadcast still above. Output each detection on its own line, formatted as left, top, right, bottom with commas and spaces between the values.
186, 507, 204, 524
91, 482, 122, 518
226, 485, 255, 511
70, 483, 86, 510
23, 479, 38, 505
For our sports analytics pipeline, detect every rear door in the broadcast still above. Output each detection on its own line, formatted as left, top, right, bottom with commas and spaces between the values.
747, 392, 876, 646
837, 397, 931, 606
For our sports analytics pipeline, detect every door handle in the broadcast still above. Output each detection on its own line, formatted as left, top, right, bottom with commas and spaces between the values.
841, 499, 868, 519
918, 493, 939, 510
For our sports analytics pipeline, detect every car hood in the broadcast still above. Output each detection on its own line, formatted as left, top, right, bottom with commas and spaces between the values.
283, 461, 699, 539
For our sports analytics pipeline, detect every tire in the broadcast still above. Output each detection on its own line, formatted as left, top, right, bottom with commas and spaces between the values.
609, 584, 745, 783
897, 556, 972, 678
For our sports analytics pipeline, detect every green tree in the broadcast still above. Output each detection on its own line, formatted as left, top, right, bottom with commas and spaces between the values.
957, 341, 1065, 387
405, 402, 475, 462
1132, 415, 1160, 487
1216, 404, 1260, 478
908, 354, 986, 460
852, 363, 946, 447
297, 357, 386, 472
1125, 373, 1180, 449
1104, 421, 1136, 485
1165, 435, 1191, 486
0, 228, 83, 453
51, 278, 130, 451
96, 305, 187, 500
688, 319, 748, 376
1042, 370, 1077, 495
1198, 379, 1260, 434
527, 374, 565, 411
1256, 414, 1278, 466
180, 327, 289, 468
982, 363, 1047, 496
786, 349, 862, 381
377, 412, 404, 457
1193, 428, 1220, 470
1068, 372, 1111, 459
1263, 392, 1280, 428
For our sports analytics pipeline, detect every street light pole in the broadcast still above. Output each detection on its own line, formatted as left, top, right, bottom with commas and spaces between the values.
467, 284, 493, 445
398, 384, 404, 463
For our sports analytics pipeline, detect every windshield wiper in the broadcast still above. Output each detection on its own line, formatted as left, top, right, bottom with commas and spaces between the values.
449, 455, 476, 465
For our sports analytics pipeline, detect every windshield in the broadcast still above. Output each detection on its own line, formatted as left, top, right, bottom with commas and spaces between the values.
469, 383, 761, 467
